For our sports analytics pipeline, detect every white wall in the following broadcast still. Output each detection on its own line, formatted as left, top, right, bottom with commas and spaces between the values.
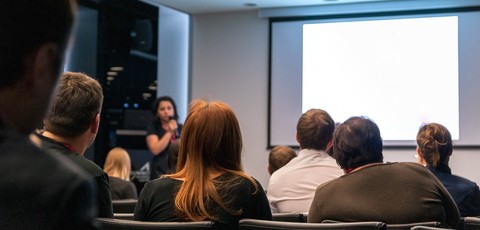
157, 6, 190, 122
191, 11, 271, 187
190, 10, 480, 188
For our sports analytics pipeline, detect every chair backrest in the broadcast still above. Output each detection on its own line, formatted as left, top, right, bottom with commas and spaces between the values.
112, 199, 138, 213
113, 213, 134, 220
410, 226, 454, 230
239, 218, 387, 230
272, 213, 306, 222
464, 217, 480, 230
387, 221, 443, 230
97, 218, 215, 230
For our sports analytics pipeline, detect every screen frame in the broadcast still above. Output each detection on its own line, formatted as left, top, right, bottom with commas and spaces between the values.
268, 6, 480, 149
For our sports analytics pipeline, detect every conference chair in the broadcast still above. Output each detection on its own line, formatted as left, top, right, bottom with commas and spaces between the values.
271, 213, 307, 222
410, 226, 454, 230
112, 199, 138, 213
463, 217, 480, 230
239, 218, 387, 230
113, 213, 134, 220
322, 220, 445, 230
387, 221, 444, 230
97, 218, 215, 230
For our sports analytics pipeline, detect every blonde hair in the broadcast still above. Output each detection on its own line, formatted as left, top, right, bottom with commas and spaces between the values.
104, 147, 132, 181
165, 99, 257, 221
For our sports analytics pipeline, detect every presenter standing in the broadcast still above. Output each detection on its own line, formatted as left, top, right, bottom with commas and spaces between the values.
146, 96, 182, 180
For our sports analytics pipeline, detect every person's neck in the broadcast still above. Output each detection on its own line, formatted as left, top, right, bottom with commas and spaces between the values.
42, 131, 86, 155
0, 102, 29, 135
344, 162, 384, 174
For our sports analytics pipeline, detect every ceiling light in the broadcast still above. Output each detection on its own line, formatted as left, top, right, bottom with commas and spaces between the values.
148, 84, 157, 91
110, 66, 124, 71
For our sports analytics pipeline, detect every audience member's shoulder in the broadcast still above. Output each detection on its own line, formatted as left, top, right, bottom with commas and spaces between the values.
451, 173, 480, 191
68, 153, 106, 177
1, 130, 88, 182
391, 162, 441, 178
314, 173, 343, 191
1, 129, 92, 192
46, 148, 95, 182
392, 161, 427, 170
144, 176, 180, 191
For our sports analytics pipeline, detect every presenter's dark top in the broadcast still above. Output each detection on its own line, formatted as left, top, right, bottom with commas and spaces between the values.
146, 119, 182, 179
134, 173, 272, 229
0, 124, 98, 229
38, 134, 114, 218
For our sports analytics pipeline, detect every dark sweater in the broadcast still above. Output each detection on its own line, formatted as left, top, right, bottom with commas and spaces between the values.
109, 176, 138, 200
38, 134, 113, 218
134, 174, 272, 229
309, 162, 461, 229
0, 125, 98, 229
427, 164, 480, 217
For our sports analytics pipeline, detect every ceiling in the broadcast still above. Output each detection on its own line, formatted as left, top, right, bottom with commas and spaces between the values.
148, 0, 394, 14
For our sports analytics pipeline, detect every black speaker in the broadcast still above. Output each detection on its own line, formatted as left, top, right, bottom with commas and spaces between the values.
131, 19, 153, 52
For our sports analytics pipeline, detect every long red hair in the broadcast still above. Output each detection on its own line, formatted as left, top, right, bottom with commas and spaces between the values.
164, 99, 257, 221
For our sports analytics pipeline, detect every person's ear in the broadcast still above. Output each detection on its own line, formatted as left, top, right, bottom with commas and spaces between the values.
24, 43, 60, 90
267, 165, 272, 175
415, 146, 426, 166
91, 114, 100, 134
416, 147, 423, 158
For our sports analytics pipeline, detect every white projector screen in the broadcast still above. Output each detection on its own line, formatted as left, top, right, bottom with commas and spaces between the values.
269, 9, 480, 147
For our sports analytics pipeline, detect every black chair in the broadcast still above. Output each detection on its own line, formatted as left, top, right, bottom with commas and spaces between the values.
387, 221, 444, 230
239, 218, 387, 230
113, 213, 134, 220
272, 213, 307, 222
410, 226, 454, 230
112, 199, 138, 213
97, 218, 215, 230
463, 217, 480, 230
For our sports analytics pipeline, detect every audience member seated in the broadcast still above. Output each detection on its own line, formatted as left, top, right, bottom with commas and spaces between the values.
0, 1, 98, 228
308, 116, 461, 229
104, 147, 138, 200
416, 123, 480, 217
134, 99, 272, 229
267, 109, 343, 213
39, 72, 113, 218
267, 145, 297, 175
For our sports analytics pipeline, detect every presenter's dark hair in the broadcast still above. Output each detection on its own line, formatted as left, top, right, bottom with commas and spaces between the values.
332, 116, 384, 170
152, 96, 179, 120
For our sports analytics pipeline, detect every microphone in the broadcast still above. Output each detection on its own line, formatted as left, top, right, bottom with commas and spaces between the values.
169, 116, 180, 137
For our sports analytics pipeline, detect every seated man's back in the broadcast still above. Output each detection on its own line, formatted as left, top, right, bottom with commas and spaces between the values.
267, 109, 343, 213
267, 149, 342, 213
308, 162, 460, 228
309, 117, 461, 229
0, 128, 97, 229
